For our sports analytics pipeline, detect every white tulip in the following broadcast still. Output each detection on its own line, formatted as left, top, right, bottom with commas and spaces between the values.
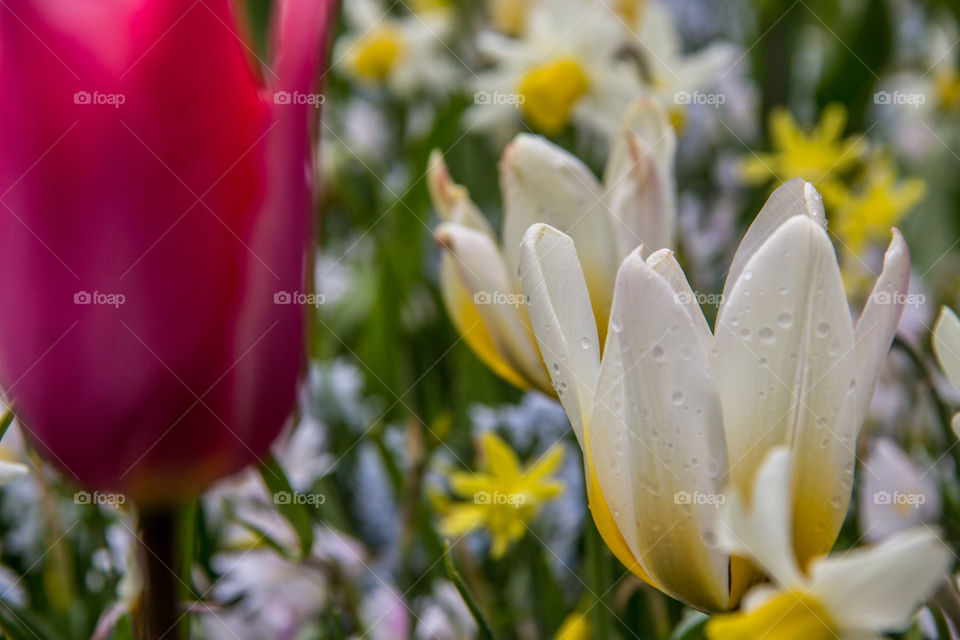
519, 179, 911, 610
707, 447, 949, 639
430, 99, 676, 394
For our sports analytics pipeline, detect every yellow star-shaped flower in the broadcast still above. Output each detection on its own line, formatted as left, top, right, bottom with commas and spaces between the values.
821, 156, 925, 256
742, 104, 867, 186
438, 432, 564, 558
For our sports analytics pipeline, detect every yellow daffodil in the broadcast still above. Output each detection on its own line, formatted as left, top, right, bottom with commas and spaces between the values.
706, 447, 949, 640
555, 610, 591, 640
336, 0, 458, 94
487, 0, 535, 35
742, 104, 867, 186
821, 157, 925, 255
468, 0, 643, 139
933, 306, 960, 436
438, 432, 564, 558
620, 0, 735, 128
430, 99, 676, 394
519, 179, 911, 611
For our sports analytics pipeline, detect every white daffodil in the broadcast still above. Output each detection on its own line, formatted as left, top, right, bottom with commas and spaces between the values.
858, 438, 941, 542
519, 178, 911, 611
933, 306, 960, 439
467, 0, 644, 139
707, 447, 950, 640
335, 0, 460, 95
617, 0, 736, 128
430, 99, 675, 394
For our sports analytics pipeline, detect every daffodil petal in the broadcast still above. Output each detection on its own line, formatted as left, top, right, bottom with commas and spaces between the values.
591, 248, 728, 611
503, 136, 618, 329
720, 178, 826, 305
436, 223, 550, 391
0, 461, 27, 484
481, 431, 523, 480
810, 528, 951, 632
717, 447, 805, 589
519, 223, 601, 445
934, 306, 960, 392
715, 213, 857, 568
851, 229, 910, 430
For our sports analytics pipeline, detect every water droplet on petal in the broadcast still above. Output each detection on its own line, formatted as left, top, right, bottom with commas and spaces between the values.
777, 312, 793, 328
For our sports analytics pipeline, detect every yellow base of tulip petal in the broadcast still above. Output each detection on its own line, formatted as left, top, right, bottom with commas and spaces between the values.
518, 58, 590, 135
706, 590, 836, 640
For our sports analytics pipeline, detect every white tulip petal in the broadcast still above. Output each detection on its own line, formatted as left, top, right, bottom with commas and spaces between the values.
934, 306, 960, 392
519, 223, 601, 443
715, 214, 857, 566
811, 528, 951, 632
646, 249, 713, 351
605, 98, 676, 184
717, 447, 805, 588
590, 248, 728, 611
721, 179, 826, 304
436, 223, 548, 390
852, 229, 910, 430
427, 151, 495, 236
952, 412, 960, 441
603, 99, 676, 258
502, 135, 619, 325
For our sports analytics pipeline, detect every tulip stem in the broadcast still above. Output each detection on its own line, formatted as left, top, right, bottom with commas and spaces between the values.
136, 506, 183, 640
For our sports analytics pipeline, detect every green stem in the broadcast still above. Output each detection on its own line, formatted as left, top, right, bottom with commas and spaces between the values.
136, 506, 183, 640
585, 522, 613, 640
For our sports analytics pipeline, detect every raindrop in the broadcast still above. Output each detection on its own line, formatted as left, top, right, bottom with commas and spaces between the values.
816, 322, 830, 338
779, 286, 789, 296
671, 390, 684, 405
777, 312, 793, 328
743, 271, 754, 281
651, 345, 665, 360
610, 317, 623, 333
580, 336, 591, 350
758, 327, 774, 343
739, 327, 751, 339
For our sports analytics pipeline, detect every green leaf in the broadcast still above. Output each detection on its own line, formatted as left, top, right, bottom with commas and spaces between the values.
443, 542, 497, 640
0, 407, 15, 442
257, 455, 314, 558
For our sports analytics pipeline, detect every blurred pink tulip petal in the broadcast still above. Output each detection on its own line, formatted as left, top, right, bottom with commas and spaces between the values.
0, 0, 337, 502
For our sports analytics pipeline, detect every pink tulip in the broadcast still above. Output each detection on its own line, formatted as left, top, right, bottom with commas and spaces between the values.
0, 0, 337, 502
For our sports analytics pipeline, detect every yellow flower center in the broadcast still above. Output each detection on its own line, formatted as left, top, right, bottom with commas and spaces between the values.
350, 27, 405, 82
489, 0, 529, 34
935, 68, 960, 111
517, 57, 590, 135
706, 590, 837, 640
